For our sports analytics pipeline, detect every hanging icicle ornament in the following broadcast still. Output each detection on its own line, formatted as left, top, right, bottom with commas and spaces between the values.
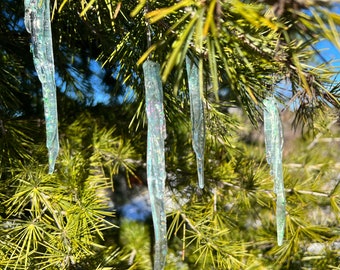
263, 96, 286, 246
24, 0, 59, 173
143, 60, 167, 269
186, 56, 205, 189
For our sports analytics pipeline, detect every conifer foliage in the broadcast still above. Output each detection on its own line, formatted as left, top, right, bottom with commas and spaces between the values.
0, 0, 340, 269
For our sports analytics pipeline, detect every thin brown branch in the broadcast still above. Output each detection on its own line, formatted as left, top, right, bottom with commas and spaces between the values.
285, 163, 340, 170
307, 119, 338, 150
222, 179, 333, 198
286, 189, 329, 197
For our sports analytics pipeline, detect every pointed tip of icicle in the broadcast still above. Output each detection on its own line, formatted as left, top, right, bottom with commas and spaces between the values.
277, 231, 284, 246
48, 146, 59, 174
48, 162, 56, 174
198, 173, 204, 189
48, 165, 56, 174
277, 221, 285, 246
197, 160, 204, 189
276, 194, 286, 247
277, 228, 284, 246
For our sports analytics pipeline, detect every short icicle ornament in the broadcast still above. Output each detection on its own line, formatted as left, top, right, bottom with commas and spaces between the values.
263, 96, 286, 246
143, 60, 167, 269
186, 56, 205, 189
24, 0, 59, 173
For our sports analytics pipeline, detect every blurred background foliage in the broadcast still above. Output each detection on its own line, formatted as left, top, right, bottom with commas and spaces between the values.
0, 0, 339, 269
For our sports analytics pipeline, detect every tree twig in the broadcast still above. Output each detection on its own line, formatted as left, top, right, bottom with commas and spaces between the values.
307, 119, 338, 150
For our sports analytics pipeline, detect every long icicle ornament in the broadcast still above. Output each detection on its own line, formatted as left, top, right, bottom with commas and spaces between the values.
263, 96, 286, 246
24, 0, 59, 173
143, 60, 167, 269
186, 56, 205, 189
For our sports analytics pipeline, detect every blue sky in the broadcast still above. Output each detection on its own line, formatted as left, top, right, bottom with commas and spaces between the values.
316, 40, 340, 64
311, 3, 340, 65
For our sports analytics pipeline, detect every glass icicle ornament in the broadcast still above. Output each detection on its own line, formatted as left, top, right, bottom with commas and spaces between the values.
186, 56, 205, 189
263, 96, 286, 246
143, 60, 167, 269
24, 0, 59, 173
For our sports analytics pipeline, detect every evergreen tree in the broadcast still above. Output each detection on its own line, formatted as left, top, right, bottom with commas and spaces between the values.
0, 0, 339, 269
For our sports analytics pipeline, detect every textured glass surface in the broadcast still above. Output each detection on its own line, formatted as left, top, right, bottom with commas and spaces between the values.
24, 0, 59, 173
263, 96, 286, 246
186, 56, 205, 189
143, 60, 167, 269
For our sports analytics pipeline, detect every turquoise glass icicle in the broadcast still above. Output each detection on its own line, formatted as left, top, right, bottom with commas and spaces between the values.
24, 0, 59, 173
263, 96, 286, 246
143, 60, 167, 269
186, 56, 205, 189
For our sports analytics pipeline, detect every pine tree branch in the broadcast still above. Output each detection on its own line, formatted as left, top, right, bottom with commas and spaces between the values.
222, 181, 273, 197
222, 180, 334, 198
314, 138, 340, 143
285, 163, 340, 170
286, 189, 329, 197
307, 119, 338, 150
180, 212, 201, 235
